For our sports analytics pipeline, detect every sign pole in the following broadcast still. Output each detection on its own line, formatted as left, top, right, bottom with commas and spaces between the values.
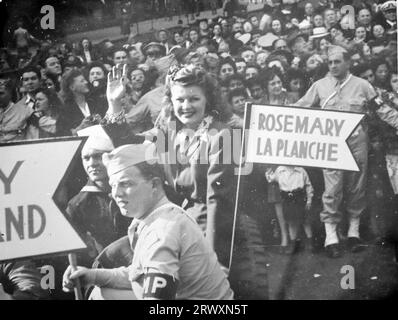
68, 253, 83, 300
228, 103, 251, 271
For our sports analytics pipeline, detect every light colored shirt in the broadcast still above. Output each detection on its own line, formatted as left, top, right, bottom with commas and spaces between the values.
94, 201, 233, 300
84, 50, 92, 63
295, 73, 376, 112
266, 166, 314, 203
0, 102, 33, 142
78, 102, 91, 118
295, 73, 398, 142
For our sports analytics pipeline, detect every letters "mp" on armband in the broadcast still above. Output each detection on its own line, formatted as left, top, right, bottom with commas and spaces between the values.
142, 273, 178, 299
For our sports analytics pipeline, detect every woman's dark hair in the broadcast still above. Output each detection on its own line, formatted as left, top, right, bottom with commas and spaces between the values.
245, 63, 260, 72
33, 86, 64, 118
313, 35, 332, 51
218, 57, 237, 75
371, 58, 390, 73
84, 61, 107, 81
246, 75, 264, 90
284, 68, 308, 95
45, 72, 61, 92
227, 87, 248, 104
173, 30, 183, 45
162, 65, 228, 129
226, 73, 245, 87
188, 28, 199, 41
60, 69, 85, 102
127, 65, 152, 94
262, 67, 285, 94
270, 18, 285, 36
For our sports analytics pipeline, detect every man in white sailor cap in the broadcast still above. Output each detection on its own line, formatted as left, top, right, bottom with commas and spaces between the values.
296, 45, 398, 258
379, 0, 397, 34
66, 125, 131, 265
63, 143, 233, 300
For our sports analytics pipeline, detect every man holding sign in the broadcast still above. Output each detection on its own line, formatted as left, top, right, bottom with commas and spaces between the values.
295, 45, 398, 258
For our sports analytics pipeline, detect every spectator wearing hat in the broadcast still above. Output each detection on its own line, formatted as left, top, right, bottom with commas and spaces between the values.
66, 125, 132, 266
311, 30, 332, 60
141, 42, 167, 61
376, 0, 397, 35
288, 32, 310, 57
298, 19, 313, 37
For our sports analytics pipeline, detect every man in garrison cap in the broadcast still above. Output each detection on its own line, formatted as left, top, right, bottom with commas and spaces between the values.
63, 143, 234, 300
66, 125, 132, 266
295, 45, 398, 258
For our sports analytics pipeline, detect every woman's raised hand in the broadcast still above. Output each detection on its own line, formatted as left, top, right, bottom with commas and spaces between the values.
106, 64, 128, 114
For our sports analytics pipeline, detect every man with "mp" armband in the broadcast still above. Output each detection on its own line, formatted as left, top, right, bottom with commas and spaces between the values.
62, 142, 233, 300
295, 45, 398, 258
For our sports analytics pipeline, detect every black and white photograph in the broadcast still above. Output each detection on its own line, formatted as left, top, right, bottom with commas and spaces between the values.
0, 0, 398, 305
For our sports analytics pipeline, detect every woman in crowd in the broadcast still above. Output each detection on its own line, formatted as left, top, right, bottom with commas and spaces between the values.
353, 26, 368, 44
373, 59, 391, 91
263, 67, 295, 106
270, 19, 285, 38
123, 66, 149, 108
26, 86, 65, 139
212, 24, 225, 46
218, 57, 236, 82
104, 64, 236, 268
371, 24, 386, 41
187, 28, 200, 50
173, 30, 186, 48
59, 69, 104, 135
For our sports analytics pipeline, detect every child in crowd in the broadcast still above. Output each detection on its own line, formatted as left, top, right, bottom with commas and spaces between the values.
266, 165, 314, 254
